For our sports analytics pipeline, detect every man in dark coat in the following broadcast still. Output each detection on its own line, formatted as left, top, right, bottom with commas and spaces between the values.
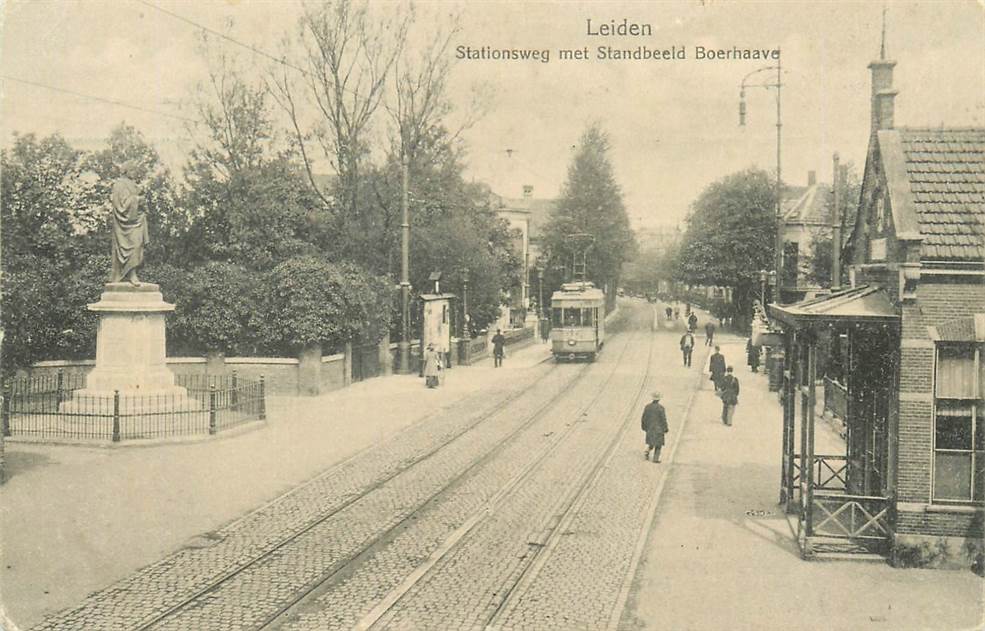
709, 345, 726, 392
746, 338, 761, 373
704, 321, 716, 346
687, 311, 698, 332
679, 331, 695, 367
720, 366, 740, 426
492, 329, 506, 367
641, 392, 669, 462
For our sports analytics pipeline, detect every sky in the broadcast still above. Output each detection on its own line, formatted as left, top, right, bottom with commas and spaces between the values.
1, 1, 983, 230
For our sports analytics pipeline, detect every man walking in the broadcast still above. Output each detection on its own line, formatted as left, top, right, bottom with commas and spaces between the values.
704, 320, 716, 346
679, 330, 695, 367
687, 311, 698, 333
641, 392, 669, 462
492, 329, 506, 367
709, 345, 726, 392
720, 366, 740, 426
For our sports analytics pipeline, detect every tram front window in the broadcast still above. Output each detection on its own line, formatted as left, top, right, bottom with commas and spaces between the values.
564, 309, 581, 327
582, 308, 594, 326
552, 308, 563, 327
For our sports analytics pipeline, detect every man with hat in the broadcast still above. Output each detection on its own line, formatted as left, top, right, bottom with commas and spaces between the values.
641, 392, 669, 463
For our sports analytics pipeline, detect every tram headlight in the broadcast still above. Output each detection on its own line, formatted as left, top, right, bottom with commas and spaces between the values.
567, 339, 576, 346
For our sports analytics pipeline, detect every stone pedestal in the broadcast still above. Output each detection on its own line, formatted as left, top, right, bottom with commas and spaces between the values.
61, 283, 197, 412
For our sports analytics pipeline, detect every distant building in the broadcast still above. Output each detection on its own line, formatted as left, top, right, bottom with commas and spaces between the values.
493, 186, 556, 326
780, 171, 836, 302
770, 48, 985, 567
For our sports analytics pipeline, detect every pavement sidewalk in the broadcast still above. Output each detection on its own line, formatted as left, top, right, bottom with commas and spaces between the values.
0, 341, 551, 630
625, 336, 984, 631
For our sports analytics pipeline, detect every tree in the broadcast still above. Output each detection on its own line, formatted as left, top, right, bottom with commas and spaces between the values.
182, 46, 325, 271
540, 124, 636, 310
268, 0, 410, 250
675, 167, 775, 330
258, 256, 393, 354
0, 129, 181, 373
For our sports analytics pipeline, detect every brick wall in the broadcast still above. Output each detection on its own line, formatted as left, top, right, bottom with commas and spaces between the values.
896, 509, 983, 538
896, 276, 985, 509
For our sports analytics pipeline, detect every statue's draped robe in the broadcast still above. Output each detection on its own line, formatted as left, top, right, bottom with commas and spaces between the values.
109, 177, 148, 282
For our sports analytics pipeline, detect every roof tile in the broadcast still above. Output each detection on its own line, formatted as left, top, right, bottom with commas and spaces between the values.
897, 128, 985, 261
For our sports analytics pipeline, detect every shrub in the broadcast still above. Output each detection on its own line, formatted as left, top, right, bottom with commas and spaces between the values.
258, 257, 393, 354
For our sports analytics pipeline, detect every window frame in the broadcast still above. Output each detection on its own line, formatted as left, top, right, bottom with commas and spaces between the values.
932, 343, 984, 505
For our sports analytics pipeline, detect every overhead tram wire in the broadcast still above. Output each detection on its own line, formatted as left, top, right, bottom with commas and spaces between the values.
132, 0, 311, 79
0, 74, 200, 125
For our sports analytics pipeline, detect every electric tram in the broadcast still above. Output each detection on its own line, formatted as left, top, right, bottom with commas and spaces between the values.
550, 282, 606, 361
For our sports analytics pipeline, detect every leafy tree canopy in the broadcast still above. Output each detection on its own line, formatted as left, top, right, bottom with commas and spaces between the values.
676, 167, 775, 288
540, 124, 636, 306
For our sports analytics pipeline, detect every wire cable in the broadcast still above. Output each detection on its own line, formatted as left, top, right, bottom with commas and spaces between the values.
0, 74, 200, 124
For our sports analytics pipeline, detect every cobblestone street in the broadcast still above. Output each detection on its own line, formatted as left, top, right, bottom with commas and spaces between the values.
7, 302, 982, 630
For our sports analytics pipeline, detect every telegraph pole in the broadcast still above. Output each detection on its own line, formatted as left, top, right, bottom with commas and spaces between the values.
398, 154, 411, 373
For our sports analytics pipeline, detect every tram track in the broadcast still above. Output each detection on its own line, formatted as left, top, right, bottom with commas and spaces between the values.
128, 324, 648, 630
128, 369, 586, 629
261, 307, 656, 631
482, 328, 656, 630
339, 323, 653, 631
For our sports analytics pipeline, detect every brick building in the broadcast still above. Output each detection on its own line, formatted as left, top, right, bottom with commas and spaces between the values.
769, 51, 985, 567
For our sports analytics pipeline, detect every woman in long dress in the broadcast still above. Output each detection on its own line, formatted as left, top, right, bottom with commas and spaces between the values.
423, 344, 442, 388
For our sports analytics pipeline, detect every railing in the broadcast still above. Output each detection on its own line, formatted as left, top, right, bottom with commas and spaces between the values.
791, 454, 847, 493
810, 493, 890, 540
1, 372, 266, 442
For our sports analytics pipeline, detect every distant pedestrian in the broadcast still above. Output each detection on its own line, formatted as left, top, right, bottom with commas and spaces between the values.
673, 306, 680, 320
720, 367, 740, 426
746, 338, 761, 373
641, 392, 669, 462
665, 306, 673, 320
687, 311, 698, 332
709, 345, 726, 392
679, 330, 695, 367
492, 329, 506, 367
704, 321, 716, 345
423, 344, 443, 388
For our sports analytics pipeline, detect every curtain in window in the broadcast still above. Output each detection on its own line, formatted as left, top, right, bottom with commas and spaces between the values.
936, 347, 976, 398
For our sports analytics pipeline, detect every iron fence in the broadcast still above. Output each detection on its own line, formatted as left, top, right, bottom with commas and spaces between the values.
1, 371, 266, 442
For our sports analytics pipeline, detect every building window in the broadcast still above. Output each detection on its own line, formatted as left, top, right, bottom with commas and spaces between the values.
933, 344, 984, 503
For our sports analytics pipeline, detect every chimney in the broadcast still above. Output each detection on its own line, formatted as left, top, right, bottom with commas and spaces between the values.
868, 13, 897, 132
807, 170, 816, 187
522, 185, 533, 198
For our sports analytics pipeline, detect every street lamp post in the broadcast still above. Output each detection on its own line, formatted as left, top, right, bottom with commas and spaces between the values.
398, 154, 411, 373
462, 270, 471, 364
739, 59, 783, 306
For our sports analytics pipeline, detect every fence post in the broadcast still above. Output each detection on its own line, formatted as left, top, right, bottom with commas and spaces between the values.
259, 375, 266, 421
230, 370, 239, 412
112, 390, 121, 443
1, 381, 10, 438
208, 383, 217, 435
56, 369, 64, 404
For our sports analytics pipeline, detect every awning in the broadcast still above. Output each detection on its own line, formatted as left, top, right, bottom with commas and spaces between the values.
929, 314, 985, 342
769, 285, 899, 328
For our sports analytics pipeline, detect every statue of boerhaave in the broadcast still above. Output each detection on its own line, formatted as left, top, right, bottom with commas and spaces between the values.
110, 160, 149, 285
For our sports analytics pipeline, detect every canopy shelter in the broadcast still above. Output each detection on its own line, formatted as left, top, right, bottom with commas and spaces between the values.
769, 286, 900, 558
